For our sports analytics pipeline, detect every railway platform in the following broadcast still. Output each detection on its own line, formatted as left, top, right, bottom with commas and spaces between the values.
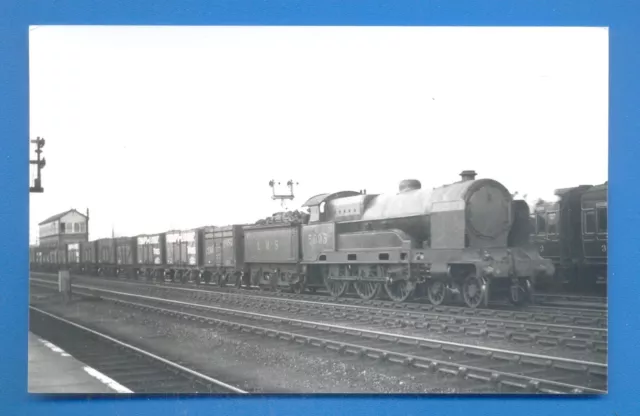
28, 331, 130, 394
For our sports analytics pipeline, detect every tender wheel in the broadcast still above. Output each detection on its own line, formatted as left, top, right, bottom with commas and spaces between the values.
353, 281, 382, 300
462, 276, 487, 308
292, 274, 306, 294
426, 280, 449, 306
384, 280, 415, 302
323, 268, 349, 298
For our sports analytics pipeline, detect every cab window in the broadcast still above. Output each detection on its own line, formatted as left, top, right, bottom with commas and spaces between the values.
583, 210, 596, 234
535, 212, 546, 235
546, 211, 558, 235
597, 206, 608, 234
309, 206, 320, 222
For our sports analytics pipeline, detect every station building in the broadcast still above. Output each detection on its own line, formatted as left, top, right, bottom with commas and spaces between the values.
38, 208, 89, 247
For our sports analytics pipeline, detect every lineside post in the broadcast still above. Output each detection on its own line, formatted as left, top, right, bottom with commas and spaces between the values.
58, 269, 71, 304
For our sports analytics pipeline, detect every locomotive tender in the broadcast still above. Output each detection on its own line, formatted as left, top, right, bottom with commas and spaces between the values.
30, 171, 555, 309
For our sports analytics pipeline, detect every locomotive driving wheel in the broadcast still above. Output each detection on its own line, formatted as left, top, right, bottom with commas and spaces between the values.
462, 276, 487, 309
426, 280, 449, 306
384, 280, 415, 302
353, 281, 382, 300
323, 266, 349, 298
509, 278, 533, 306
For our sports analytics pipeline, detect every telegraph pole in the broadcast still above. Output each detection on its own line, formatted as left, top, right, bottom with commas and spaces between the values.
30, 137, 46, 193
269, 179, 298, 209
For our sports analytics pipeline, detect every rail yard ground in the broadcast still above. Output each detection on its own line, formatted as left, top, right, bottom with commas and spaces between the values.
29, 272, 607, 394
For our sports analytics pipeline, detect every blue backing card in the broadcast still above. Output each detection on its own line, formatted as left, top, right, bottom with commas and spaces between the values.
1, 0, 638, 415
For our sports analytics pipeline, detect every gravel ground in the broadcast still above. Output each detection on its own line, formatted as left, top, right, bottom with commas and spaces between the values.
35, 276, 606, 363
30, 290, 498, 394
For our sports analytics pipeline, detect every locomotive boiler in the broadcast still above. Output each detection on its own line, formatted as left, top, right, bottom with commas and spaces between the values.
301, 171, 555, 307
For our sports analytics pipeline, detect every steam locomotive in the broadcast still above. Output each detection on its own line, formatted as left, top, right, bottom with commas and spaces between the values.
30, 170, 555, 309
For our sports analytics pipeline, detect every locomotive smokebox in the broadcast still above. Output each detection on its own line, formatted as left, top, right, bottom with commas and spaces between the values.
399, 179, 422, 193
460, 170, 477, 181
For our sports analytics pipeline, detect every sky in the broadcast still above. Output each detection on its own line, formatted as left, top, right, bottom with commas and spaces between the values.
28, 26, 608, 244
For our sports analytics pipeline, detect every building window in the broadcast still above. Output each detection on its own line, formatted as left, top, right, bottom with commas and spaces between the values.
60, 223, 65, 233
74, 223, 80, 233
80, 223, 86, 233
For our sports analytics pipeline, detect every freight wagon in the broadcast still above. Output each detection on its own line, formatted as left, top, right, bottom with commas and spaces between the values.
202, 225, 245, 287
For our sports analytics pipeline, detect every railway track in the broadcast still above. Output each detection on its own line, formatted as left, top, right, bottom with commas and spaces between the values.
31, 272, 608, 324
29, 306, 247, 394
31, 276, 606, 358
30, 279, 607, 394
30, 271, 607, 311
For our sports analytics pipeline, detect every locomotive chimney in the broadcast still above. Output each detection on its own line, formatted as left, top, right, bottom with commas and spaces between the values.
399, 179, 422, 193
460, 170, 477, 182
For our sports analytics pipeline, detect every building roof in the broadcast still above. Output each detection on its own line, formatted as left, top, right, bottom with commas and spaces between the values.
38, 209, 88, 226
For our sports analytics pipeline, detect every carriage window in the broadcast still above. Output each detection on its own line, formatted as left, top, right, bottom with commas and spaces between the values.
546, 212, 558, 235
597, 207, 608, 233
535, 212, 546, 235
584, 210, 596, 234
319, 202, 326, 214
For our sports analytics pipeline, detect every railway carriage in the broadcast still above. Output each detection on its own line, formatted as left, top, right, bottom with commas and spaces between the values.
531, 182, 608, 290
581, 183, 608, 285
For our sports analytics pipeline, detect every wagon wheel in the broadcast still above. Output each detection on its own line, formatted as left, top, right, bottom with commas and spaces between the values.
426, 280, 449, 306
323, 267, 350, 298
272, 272, 281, 292
384, 280, 415, 302
462, 276, 487, 309
288, 273, 303, 294
353, 281, 382, 300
